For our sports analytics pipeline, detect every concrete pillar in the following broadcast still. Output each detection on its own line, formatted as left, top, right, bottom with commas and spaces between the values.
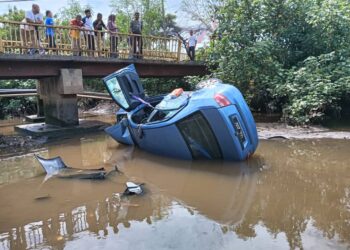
36, 81, 45, 117
38, 69, 83, 126
36, 97, 44, 117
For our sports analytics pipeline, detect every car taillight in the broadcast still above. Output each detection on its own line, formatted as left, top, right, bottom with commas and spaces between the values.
214, 93, 231, 107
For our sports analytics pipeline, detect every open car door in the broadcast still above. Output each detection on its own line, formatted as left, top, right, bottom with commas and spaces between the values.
103, 64, 145, 112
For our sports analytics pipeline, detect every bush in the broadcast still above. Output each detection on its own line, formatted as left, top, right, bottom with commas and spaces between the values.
204, 0, 350, 125
272, 50, 350, 124
0, 80, 37, 119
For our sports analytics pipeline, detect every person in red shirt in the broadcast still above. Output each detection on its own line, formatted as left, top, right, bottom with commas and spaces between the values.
70, 15, 84, 56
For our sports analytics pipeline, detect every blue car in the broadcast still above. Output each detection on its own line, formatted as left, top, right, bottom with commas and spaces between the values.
103, 64, 258, 161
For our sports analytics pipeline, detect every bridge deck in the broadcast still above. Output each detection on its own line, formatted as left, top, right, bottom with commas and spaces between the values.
0, 54, 208, 79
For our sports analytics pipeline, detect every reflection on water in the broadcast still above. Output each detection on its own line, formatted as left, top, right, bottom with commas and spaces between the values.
0, 118, 26, 136
0, 134, 349, 249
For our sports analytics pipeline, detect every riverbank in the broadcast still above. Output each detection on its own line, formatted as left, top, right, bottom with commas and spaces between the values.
1, 100, 350, 157
258, 122, 350, 140
1, 121, 349, 159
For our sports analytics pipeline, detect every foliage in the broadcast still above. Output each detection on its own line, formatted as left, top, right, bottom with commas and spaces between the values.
271, 50, 350, 124
110, 0, 161, 35
141, 78, 190, 96
110, 0, 179, 36
84, 78, 106, 93
181, 0, 223, 31
0, 6, 25, 38
0, 80, 37, 118
160, 13, 180, 36
0, 79, 36, 89
0, 97, 37, 119
204, 0, 350, 124
0, 6, 24, 22
115, 12, 130, 34
56, 0, 93, 25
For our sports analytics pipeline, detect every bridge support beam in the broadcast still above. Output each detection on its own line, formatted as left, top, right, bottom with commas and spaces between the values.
38, 69, 83, 126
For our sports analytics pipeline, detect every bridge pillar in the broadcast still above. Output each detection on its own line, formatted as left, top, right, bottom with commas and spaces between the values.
38, 69, 83, 126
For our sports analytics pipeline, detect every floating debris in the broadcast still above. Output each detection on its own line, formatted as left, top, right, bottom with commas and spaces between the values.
34, 194, 51, 201
35, 155, 107, 180
123, 182, 144, 195
267, 135, 288, 140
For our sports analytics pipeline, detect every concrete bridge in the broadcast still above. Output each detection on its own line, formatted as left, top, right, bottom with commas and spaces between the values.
0, 54, 207, 129
0, 20, 208, 134
0, 54, 207, 79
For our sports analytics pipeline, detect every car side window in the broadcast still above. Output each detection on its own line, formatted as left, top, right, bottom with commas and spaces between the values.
177, 112, 222, 159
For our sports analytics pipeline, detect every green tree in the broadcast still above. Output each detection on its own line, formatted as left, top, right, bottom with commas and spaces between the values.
110, 0, 177, 36
160, 13, 180, 36
0, 6, 24, 22
56, 0, 92, 25
181, 0, 223, 32
202, 0, 350, 124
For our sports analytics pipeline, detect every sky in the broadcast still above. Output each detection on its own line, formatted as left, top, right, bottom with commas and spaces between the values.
0, 0, 196, 28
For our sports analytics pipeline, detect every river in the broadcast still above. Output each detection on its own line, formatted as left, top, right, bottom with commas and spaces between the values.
0, 132, 349, 249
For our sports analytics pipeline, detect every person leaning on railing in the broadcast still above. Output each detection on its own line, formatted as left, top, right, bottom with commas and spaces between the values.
82, 9, 95, 57
20, 4, 43, 55
45, 10, 56, 53
107, 14, 118, 58
69, 15, 84, 56
93, 13, 107, 56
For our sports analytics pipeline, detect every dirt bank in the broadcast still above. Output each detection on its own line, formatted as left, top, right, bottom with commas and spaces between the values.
0, 135, 46, 158
80, 101, 119, 115
257, 122, 350, 139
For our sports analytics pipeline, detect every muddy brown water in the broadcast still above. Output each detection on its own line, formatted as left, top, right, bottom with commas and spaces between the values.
0, 133, 349, 250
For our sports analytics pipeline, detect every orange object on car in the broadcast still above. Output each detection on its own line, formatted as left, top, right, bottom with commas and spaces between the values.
171, 88, 184, 97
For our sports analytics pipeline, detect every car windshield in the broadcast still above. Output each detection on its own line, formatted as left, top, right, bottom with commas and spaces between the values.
105, 77, 130, 110
155, 92, 190, 111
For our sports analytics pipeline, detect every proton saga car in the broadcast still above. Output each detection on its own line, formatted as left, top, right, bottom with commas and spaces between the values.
103, 64, 258, 161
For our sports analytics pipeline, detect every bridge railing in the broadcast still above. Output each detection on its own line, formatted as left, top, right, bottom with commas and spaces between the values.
0, 20, 186, 61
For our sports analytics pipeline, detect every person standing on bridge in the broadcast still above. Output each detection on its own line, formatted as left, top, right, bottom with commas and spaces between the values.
45, 11, 56, 53
187, 30, 197, 61
130, 12, 143, 59
107, 14, 119, 58
82, 9, 95, 57
70, 15, 84, 56
93, 13, 107, 56
20, 4, 43, 55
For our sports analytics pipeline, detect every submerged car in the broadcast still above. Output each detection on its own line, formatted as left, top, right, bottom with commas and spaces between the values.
103, 64, 258, 161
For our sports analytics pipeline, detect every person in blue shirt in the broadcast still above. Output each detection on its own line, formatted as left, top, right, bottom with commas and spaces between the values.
45, 10, 56, 51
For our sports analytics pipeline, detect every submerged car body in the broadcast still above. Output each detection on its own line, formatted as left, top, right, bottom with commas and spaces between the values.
103, 64, 258, 161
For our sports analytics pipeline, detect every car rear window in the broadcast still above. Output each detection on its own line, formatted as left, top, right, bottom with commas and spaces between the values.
176, 112, 222, 159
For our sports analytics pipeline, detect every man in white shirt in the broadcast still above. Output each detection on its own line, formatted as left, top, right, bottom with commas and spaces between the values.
82, 9, 95, 56
187, 30, 197, 61
20, 4, 43, 54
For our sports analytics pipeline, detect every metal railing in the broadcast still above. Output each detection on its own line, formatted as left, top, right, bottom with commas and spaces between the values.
0, 88, 112, 100
0, 20, 186, 61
